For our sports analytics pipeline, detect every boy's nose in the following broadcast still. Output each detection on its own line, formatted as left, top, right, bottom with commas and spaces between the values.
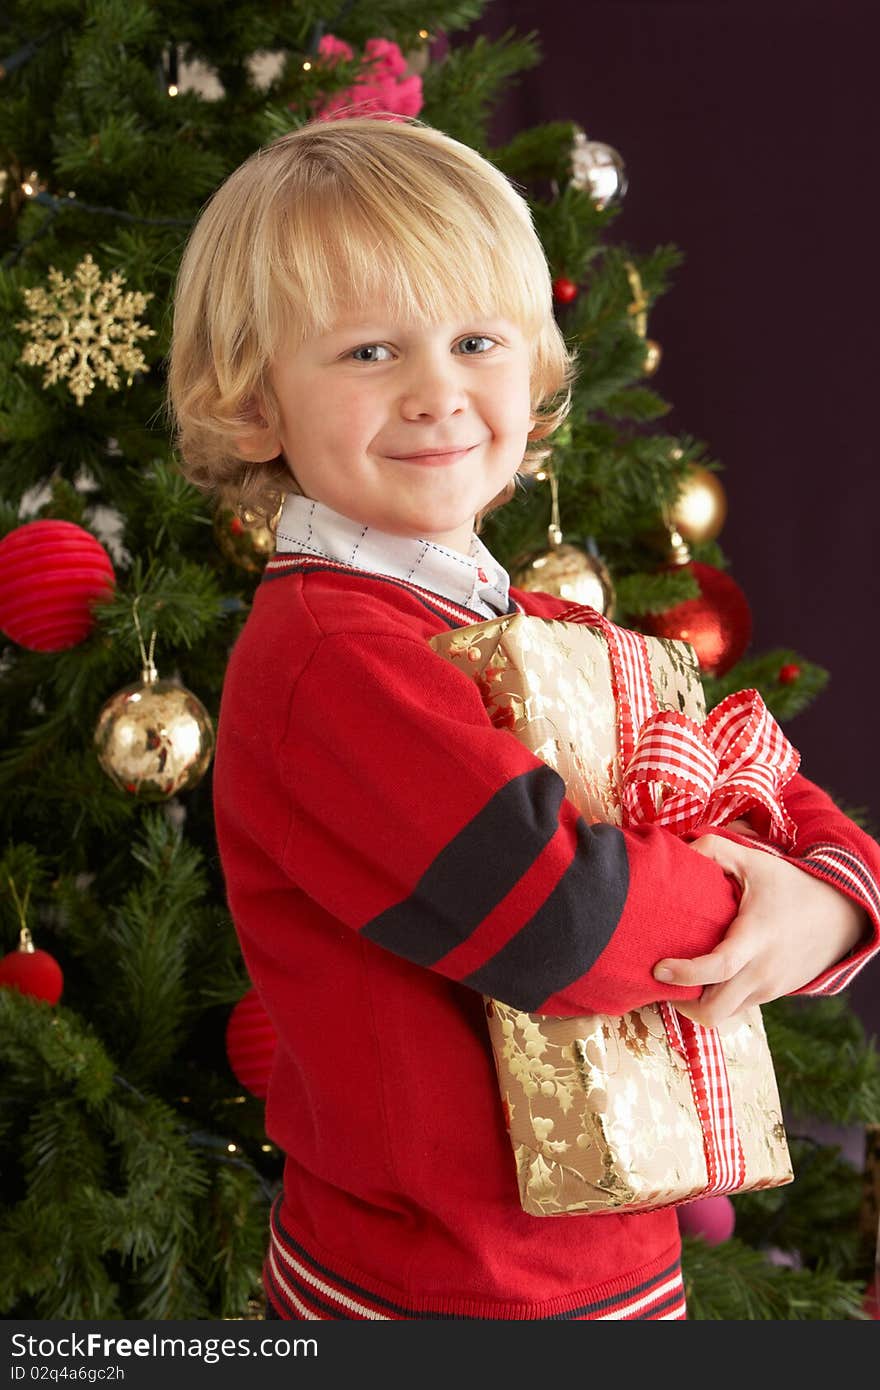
398, 360, 468, 421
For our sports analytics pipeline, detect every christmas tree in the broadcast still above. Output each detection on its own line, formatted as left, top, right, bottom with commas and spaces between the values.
1, 1, 877, 1321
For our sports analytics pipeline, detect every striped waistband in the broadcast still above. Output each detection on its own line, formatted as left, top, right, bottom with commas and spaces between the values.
263, 1196, 687, 1321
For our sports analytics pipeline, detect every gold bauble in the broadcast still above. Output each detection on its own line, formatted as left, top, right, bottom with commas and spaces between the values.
670, 467, 728, 544
95, 672, 215, 800
213, 504, 275, 573
512, 542, 615, 617
643, 338, 662, 375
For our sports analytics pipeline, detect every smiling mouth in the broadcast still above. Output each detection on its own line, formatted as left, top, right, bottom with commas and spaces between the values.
388, 445, 477, 465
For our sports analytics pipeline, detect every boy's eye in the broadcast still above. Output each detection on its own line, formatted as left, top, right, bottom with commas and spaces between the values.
347, 336, 495, 362
455, 335, 495, 355
350, 344, 393, 363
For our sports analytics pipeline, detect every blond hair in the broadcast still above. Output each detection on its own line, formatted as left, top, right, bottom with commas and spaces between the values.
167, 116, 577, 525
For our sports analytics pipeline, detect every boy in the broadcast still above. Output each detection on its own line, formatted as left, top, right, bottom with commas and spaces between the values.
168, 117, 880, 1319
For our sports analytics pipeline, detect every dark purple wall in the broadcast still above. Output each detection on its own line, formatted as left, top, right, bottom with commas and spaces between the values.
465, 0, 880, 1028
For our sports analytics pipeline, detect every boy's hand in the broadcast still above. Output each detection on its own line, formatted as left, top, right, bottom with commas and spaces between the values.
652, 832, 868, 1026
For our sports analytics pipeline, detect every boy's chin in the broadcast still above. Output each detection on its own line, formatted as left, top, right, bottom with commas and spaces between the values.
402, 518, 477, 551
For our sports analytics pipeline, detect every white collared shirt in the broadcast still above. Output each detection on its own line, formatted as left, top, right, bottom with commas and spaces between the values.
274, 494, 513, 618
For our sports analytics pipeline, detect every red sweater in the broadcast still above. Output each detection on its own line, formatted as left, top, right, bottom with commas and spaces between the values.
213, 554, 880, 1320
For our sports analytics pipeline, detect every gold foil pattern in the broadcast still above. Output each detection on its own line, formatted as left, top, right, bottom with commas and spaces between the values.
431, 615, 793, 1215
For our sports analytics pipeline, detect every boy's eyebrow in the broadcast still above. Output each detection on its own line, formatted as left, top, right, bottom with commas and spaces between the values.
322, 314, 519, 337
323, 318, 389, 335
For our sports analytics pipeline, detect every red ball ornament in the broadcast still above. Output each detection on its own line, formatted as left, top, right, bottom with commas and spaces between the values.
0, 932, 63, 1005
552, 276, 579, 304
642, 561, 752, 677
0, 520, 115, 651
778, 663, 802, 685
225, 987, 278, 1099
677, 1194, 736, 1245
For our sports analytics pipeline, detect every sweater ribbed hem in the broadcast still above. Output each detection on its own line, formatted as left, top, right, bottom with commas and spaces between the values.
263, 1196, 687, 1321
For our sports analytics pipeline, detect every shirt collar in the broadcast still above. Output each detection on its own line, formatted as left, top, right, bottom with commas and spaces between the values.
274, 494, 512, 618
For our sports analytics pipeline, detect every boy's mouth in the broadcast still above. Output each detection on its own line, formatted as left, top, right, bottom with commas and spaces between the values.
388, 444, 477, 465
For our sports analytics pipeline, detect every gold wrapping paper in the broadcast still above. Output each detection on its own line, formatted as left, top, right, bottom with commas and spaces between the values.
430, 614, 793, 1215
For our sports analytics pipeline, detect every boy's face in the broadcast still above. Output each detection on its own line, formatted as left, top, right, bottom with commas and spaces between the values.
246, 301, 534, 554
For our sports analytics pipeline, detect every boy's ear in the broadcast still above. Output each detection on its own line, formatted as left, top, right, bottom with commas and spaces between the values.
235, 425, 283, 463
234, 399, 283, 463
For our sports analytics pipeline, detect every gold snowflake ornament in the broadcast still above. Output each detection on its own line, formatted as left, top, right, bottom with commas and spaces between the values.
17, 253, 155, 406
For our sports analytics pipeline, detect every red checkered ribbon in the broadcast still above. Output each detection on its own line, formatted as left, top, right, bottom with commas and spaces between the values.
658, 1002, 746, 1192
554, 603, 800, 848
554, 602, 802, 1193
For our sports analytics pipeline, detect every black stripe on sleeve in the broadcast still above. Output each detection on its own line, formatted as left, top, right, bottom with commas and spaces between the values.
463, 820, 629, 1011
362, 764, 566, 964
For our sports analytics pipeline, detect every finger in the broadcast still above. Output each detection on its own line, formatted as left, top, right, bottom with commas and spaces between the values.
724, 818, 760, 839
688, 839, 750, 897
688, 834, 746, 876
671, 977, 755, 1028
653, 946, 745, 988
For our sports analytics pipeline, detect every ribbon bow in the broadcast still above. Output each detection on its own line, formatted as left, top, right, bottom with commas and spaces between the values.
554, 603, 800, 849
623, 691, 799, 848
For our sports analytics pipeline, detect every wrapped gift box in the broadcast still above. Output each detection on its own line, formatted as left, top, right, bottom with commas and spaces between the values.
430, 610, 794, 1216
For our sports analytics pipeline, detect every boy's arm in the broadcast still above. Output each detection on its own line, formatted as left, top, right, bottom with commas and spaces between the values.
265, 629, 743, 1018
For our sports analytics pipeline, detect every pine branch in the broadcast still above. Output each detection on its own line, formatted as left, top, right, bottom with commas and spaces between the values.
1, 747, 143, 850
733, 1137, 867, 1275
0, 990, 117, 1106
492, 120, 585, 186
90, 811, 212, 1080
196, 1164, 274, 1318
702, 649, 829, 719
614, 567, 701, 619
681, 1235, 867, 1320
0, 842, 50, 941
765, 997, 880, 1126
601, 386, 671, 423
333, 1, 490, 48
531, 185, 617, 281
94, 555, 228, 661
419, 30, 541, 151
0, 988, 270, 1318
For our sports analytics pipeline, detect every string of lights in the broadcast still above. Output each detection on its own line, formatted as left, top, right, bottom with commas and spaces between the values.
112, 1072, 279, 1204
0, 27, 61, 79
3, 187, 193, 269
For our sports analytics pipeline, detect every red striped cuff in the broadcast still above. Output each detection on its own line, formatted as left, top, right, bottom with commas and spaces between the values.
788, 843, 880, 995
